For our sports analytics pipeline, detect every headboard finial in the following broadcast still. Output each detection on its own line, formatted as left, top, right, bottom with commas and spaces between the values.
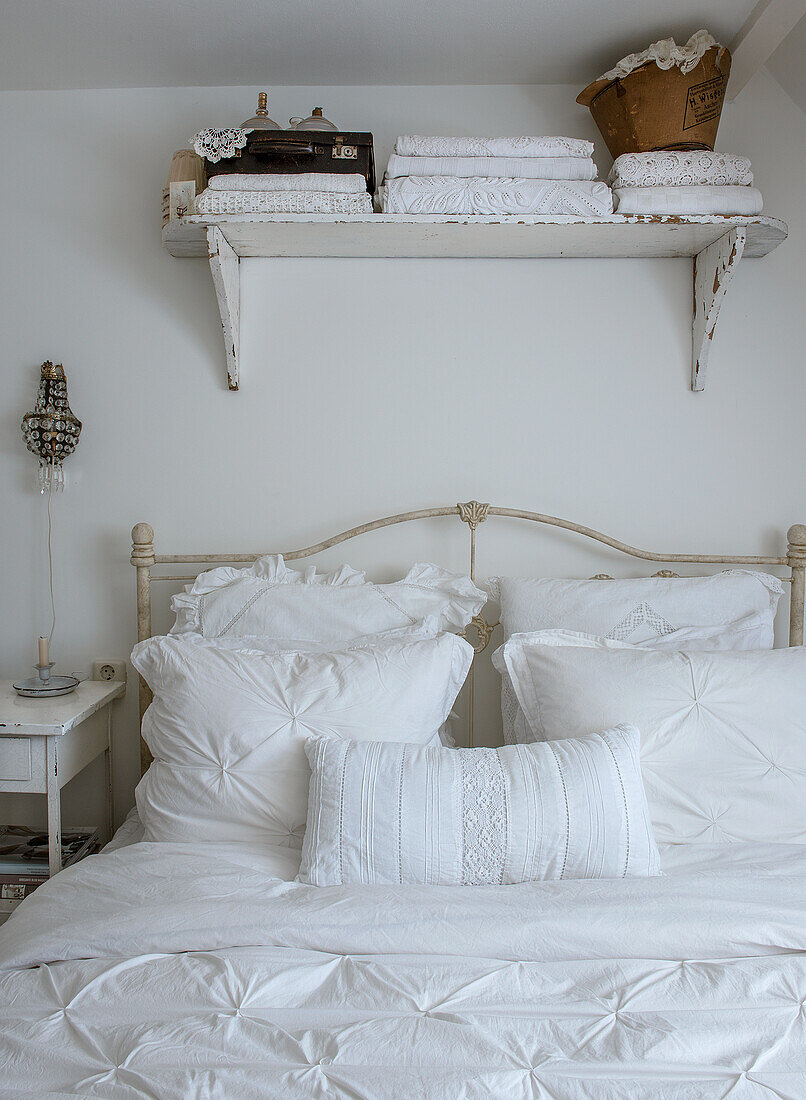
787, 524, 806, 557
131, 522, 156, 567
787, 525, 806, 648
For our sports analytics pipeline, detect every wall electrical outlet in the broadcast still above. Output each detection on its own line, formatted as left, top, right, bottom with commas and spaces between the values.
93, 660, 127, 684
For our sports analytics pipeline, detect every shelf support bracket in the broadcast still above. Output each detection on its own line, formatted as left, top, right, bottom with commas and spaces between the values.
207, 226, 240, 390
692, 227, 746, 392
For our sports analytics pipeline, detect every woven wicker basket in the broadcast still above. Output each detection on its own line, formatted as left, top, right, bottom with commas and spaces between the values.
162, 149, 206, 226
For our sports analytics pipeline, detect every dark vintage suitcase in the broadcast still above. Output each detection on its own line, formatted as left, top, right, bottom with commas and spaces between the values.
204, 130, 375, 193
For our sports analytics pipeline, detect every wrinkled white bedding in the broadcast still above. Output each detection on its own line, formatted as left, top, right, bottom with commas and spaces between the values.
1, 840, 805, 1098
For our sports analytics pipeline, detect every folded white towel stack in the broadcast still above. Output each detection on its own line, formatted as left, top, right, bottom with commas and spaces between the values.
380, 135, 612, 216
609, 151, 760, 215
195, 172, 372, 215
613, 185, 763, 216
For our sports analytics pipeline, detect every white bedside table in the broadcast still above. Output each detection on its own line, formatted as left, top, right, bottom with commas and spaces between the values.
0, 680, 125, 876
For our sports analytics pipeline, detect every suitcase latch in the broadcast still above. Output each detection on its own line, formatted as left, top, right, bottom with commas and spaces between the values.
332, 140, 358, 160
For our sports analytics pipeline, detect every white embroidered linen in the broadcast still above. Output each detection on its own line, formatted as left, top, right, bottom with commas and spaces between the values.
495, 631, 806, 844
380, 177, 614, 215
131, 630, 473, 846
598, 29, 724, 82
395, 134, 594, 158
489, 570, 782, 743
613, 184, 763, 215
170, 556, 485, 642
207, 172, 368, 193
1, 839, 806, 1097
195, 189, 374, 215
299, 727, 660, 885
609, 151, 753, 188
386, 153, 597, 180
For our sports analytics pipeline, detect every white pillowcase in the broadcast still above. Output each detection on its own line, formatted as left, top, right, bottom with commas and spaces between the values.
299, 726, 660, 885
494, 630, 806, 845
131, 630, 473, 847
488, 572, 783, 743
170, 556, 486, 643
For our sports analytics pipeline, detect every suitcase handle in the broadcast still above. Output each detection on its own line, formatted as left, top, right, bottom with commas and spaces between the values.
249, 138, 316, 156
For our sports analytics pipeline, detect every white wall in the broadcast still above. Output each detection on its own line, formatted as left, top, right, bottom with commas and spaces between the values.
1, 74, 805, 833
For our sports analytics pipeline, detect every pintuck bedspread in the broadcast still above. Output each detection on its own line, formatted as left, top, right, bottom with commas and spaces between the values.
1, 840, 805, 1099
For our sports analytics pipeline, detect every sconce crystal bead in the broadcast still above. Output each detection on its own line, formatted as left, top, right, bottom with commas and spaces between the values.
21, 361, 82, 492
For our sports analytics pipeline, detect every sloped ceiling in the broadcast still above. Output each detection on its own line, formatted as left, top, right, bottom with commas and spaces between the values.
0, 0, 758, 90
767, 14, 806, 113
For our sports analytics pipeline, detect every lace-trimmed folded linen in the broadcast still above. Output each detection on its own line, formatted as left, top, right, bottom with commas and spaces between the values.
609, 152, 753, 188
613, 185, 762, 216
379, 177, 613, 216
195, 189, 374, 215
386, 154, 597, 181
395, 135, 594, 158
207, 173, 368, 193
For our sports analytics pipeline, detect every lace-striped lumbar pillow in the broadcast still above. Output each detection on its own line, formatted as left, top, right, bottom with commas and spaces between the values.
298, 726, 660, 885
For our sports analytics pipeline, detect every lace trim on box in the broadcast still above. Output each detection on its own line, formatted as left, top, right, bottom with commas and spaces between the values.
460, 749, 508, 885
191, 129, 249, 164
599, 29, 725, 82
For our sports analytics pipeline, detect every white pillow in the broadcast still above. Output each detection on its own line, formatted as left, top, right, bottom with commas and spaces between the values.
131, 630, 473, 847
171, 556, 486, 643
487, 572, 783, 743
298, 726, 660, 885
494, 630, 806, 845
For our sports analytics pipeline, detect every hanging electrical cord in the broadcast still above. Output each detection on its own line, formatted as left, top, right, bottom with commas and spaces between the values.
46, 473, 56, 646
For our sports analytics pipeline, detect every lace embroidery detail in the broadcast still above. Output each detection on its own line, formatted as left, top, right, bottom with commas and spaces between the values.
606, 602, 676, 642
500, 675, 520, 745
395, 135, 594, 159
380, 177, 613, 217
547, 743, 570, 879
460, 749, 508, 885
601, 731, 630, 877
609, 151, 753, 188
214, 585, 274, 637
397, 746, 407, 885
195, 190, 374, 215
191, 128, 249, 163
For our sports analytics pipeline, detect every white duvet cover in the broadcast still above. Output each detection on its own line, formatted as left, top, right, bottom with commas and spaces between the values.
1, 839, 805, 1098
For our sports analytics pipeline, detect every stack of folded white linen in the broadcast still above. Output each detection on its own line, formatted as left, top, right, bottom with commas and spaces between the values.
609, 151, 762, 215
379, 136, 614, 215
194, 173, 373, 215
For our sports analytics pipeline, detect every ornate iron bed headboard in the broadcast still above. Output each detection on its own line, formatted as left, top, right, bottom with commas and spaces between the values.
131, 502, 806, 774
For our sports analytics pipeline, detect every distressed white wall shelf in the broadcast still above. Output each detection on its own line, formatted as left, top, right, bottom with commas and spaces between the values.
162, 213, 787, 392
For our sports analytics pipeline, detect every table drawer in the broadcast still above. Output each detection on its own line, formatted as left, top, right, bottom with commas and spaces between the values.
0, 737, 32, 782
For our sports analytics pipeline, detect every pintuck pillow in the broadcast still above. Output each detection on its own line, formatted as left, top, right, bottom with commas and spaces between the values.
170, 556, 486, 643
131, 630, 473, 847
299, 726, 660, 885
494, 630, 806, 845
487, 572, 783, 743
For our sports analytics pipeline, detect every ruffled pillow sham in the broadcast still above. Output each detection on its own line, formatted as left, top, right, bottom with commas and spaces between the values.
171, 556, 486, 645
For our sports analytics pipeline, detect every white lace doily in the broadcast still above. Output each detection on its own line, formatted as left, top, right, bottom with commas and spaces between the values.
191, 128, 249, 163
598, 29, 726, 83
